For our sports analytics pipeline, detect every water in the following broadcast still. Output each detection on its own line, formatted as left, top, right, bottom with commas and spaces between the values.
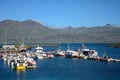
0, 43, 120, 80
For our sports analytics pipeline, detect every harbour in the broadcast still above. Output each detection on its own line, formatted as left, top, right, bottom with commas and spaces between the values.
0, 0, 120, 80
0, 43, 120, 80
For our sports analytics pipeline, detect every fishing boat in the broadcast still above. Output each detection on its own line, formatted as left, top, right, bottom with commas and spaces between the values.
37, 54, 44, 59
35, 45, 43, 53
55, 43, 65, 56
81, 43, 90, 56
46, 53, 54, 59
55, 49, 65, 56
34, 45, 44, 59
78, 52, 88, 59
19, 42, 27, 52
78, 43, 89, 59
65, 50, 79, 58
65, 44, 79, 58
87, 50, 98, 59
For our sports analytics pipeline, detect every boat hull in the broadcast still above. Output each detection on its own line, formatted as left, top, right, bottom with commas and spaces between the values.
15, 66, 26, 70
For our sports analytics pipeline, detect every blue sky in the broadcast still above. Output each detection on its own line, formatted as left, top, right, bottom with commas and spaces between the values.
0, 0, 120, 27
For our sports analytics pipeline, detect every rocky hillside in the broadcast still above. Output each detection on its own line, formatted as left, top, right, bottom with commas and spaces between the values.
0, 20, 120, 44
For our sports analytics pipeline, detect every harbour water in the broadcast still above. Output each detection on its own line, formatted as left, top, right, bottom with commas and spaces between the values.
0, 43, 120, 80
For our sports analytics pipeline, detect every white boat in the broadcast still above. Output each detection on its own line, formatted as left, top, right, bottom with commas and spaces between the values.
65, 44, 79, 58
26, 58, 37, 69
35, 45, 43, 53
56, 49, 65, 56
34, 45, 44, 59
37, 54, 44, 59
65, 50, 79, 58
46, 53, 54, 59
88, 50, 98, 58
81, 43, 90, 56
19, 42, 27, 52
79, 52, 88, 59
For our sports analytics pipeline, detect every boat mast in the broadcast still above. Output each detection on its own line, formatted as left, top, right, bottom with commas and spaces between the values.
4, 27, 7, 53
22, 25, 25, 48
58, 33, 61, 50
67, 43, 70, 50
82, 40, 85, 49
22, 39, 25, 48
82, 42, 84, 47
103, 47, 106, 57
58, 42, 61, 49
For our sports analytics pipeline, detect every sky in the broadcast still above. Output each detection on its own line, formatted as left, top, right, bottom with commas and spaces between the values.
0, 0, 120, 27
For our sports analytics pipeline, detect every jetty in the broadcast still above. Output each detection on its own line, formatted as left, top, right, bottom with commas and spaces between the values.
112, 59, 120, 62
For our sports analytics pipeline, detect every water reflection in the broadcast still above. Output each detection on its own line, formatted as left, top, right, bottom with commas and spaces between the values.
17, 70, 26, 80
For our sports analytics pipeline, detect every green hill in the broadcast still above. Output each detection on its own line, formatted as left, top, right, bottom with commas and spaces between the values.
0, 20, 120, 44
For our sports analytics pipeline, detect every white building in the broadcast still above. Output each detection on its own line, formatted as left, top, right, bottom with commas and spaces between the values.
2, 45, 15, 49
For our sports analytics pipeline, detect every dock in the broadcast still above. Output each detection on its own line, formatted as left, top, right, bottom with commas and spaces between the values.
112, 59, 120, 62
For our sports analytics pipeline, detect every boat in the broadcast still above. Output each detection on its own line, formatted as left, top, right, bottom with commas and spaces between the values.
55, 43, 65, 56
78, 43, 89, 59
16, 65, 26, 70
46, 53, 54, 59
65, 44, 79, 58
87, 50, 98, 59
35, 45, 43, 53
100, 56, 113, 62
78, 52, 88, 59
34, 45, 44, 59
65, 50, 79, 58
78, 43, 99, 60
81, 43, 90, 56
37, 54, 44, 59
55, 49, 65, 56
26, 58, 37, 69
15, 60, 26, 70
19, 42, 27, 52
100, 52, 113, 62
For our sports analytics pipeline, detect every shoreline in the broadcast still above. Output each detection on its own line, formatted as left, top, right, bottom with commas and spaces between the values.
106, 42, 120, 48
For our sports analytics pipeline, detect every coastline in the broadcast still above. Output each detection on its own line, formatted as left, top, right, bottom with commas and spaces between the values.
107, 42, 120, 48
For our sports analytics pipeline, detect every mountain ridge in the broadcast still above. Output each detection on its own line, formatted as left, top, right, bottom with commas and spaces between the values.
0, 20, 120, 44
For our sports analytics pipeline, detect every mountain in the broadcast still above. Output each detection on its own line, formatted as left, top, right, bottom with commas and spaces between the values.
0, 19, 55, 44
54, 25, 120, 43
0, 20, 120, 44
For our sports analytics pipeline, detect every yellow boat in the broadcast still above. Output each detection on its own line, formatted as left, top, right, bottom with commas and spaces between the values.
16, 66, 26, 70
15, 62, 26, 70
